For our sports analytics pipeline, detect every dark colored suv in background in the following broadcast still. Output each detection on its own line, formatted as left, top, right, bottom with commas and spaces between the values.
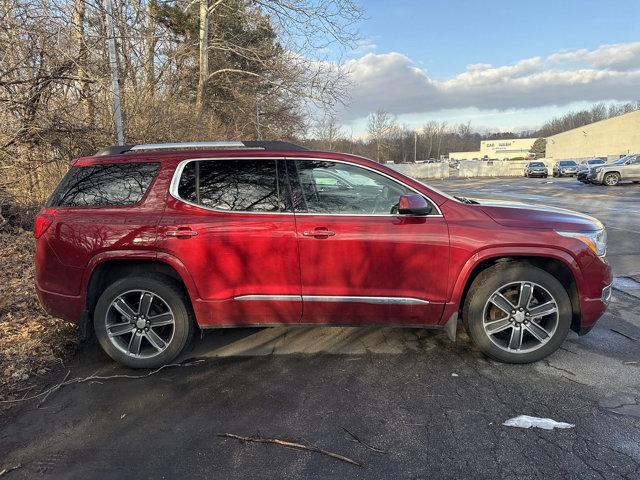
577, 158, 606, 183
35, 141, 612, 368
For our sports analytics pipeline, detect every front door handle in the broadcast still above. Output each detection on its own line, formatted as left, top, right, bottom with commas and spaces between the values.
303, 228, 336, 238
165, 227, 198, 239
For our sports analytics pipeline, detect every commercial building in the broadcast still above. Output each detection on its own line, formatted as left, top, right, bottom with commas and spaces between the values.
450, 138, 536, 160
546, 109, 640, 161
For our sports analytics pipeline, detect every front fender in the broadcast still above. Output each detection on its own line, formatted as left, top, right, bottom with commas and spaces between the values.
440, 246, 583, 325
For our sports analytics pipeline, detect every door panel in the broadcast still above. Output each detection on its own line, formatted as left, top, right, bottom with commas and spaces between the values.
625, 157, 640, 180
288, 159, 449, 325
158, 159, 301, 326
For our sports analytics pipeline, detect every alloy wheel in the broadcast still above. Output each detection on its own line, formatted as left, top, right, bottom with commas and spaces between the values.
482, 281, 559, 353
604, 173, 619, 186
105, 290, 175, 358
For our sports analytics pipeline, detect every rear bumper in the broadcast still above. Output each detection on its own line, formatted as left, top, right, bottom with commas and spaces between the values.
35, 283, 84, 324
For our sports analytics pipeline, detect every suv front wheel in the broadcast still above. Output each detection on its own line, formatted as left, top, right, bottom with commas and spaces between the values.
603, 172, 620, 186
94, 275, 194, 368
463, 263, 571, 363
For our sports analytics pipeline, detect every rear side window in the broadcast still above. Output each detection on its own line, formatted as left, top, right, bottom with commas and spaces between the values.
177, 159, 284, 212
47, 163, 159, 207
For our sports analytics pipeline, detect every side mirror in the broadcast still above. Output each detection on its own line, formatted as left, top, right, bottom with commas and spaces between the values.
398, 193, 432, 215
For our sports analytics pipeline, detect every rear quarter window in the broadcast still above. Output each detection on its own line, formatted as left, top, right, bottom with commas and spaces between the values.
46, 163, 160, 207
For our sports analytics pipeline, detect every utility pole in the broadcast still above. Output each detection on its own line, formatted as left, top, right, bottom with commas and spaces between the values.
104, 0, 124, 144
414, 131, 417, 162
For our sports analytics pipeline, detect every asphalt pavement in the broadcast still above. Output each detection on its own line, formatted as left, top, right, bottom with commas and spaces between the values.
1, 177, 639, 480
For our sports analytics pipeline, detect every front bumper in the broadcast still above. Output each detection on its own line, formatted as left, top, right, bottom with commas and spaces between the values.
576, 258, 612, 334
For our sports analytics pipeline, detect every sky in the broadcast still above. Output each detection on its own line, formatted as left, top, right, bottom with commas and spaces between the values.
329, 0, 640, 136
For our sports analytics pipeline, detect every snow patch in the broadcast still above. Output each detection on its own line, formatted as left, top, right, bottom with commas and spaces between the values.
502, 415, 575, 430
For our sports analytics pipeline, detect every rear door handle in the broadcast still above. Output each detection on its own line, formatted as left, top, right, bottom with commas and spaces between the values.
303, 228, 336, 238
165, 227, 198, 238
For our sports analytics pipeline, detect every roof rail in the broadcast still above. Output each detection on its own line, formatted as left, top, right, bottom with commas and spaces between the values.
94, 140, 308, 156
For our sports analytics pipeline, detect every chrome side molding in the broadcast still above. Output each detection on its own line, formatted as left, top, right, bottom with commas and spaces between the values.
234, 295, 429, 305
233, 295, 301, 301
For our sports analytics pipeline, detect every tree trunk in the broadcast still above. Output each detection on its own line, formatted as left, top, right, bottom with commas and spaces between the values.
145, 0, 156, 95
74, 0, 93, 121
196, 0, 209, 114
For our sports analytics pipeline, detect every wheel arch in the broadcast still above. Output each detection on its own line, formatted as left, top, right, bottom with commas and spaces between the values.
83, 255, 200, 323
454, 252, 582, 333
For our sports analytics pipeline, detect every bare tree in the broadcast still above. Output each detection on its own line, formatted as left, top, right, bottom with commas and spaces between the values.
367, 109, 397, 162
422, 120, 438, 159
312, 115, 343, 150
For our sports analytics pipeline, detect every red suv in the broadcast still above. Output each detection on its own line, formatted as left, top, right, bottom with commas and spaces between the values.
34, 141, 612, 368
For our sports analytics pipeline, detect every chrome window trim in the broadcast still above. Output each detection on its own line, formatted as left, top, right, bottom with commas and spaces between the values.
169, 156, 443, 217
234, 294, 429, 305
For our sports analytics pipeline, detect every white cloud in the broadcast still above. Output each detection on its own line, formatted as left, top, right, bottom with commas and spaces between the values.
338, 42, 640, 123
547, 42, 640, 70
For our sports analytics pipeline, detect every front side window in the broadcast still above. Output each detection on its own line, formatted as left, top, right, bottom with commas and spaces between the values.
177, 159, 284, 212
289, 160, 421, 215
47, 163, 159, 207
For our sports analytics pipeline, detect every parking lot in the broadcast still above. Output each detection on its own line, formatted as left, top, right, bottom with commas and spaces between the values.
1, 177, 639, 480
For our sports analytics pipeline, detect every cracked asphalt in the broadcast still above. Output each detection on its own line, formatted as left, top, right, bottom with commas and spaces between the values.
1, 177, 639, 479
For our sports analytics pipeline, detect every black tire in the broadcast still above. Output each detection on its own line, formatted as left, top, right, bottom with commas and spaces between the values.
463, 262, 572, 363
94, 275, 195, 368
603, 172, 620, 186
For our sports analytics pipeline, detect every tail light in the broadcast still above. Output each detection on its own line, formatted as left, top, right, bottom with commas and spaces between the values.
34, 208, 57, 239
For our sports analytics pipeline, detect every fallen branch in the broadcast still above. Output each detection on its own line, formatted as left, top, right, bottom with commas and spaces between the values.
220, 433, 363, 468
37, 370, 70, 408
341, 426, 386, 453
0, 360, 204, 406
0, 464, 22, 477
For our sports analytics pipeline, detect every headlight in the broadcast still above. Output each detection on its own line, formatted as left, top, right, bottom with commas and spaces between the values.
595, 167, 603, 173
556, 229, 607, 256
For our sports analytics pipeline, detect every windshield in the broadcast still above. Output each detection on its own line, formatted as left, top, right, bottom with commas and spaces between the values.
559, 161, 576, 166
588, 159, 605, 165
529, 162, 544, 167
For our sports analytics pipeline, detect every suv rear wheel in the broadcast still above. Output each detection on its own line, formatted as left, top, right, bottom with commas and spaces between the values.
463, 263, 571, 363
94, 275, 194, 368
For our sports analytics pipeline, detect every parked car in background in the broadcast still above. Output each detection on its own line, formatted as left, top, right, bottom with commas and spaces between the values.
523, 161, 548, 178
35, 141, 611, 368
591, 154, 640, 186
577, 158, 606, 183
553, 160, 578, 177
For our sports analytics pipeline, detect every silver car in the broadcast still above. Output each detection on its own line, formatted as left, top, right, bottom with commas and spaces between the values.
593, 154, 640, 186
552, 160, 578, 177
